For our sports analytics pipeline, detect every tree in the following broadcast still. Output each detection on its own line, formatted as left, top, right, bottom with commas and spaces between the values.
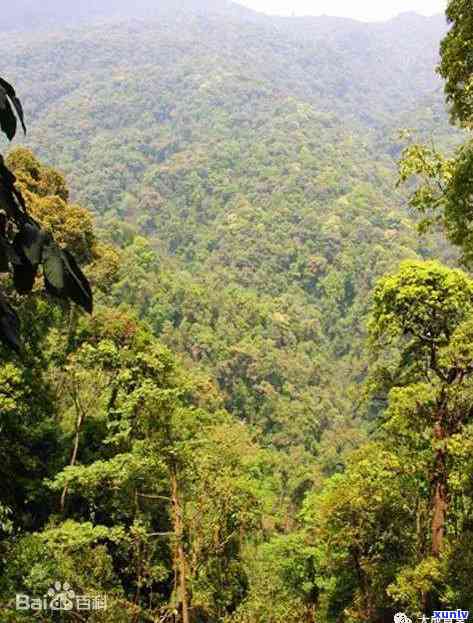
369, 260, 473, 607
302, 443, 415, 622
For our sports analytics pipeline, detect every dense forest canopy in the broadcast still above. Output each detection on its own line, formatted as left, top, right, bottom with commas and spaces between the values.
0, 4, 457, 448
1, 0, 473, 621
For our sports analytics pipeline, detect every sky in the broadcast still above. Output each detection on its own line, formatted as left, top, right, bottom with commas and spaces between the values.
235, 0, 446, 21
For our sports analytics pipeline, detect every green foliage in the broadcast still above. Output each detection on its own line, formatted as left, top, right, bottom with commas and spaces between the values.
370, 260, 473, 348
3, 4, 473, 622
233, 533, 318, 623
439, 0, 473, 127
398, 0, 473, 264
303, 443, 417, 621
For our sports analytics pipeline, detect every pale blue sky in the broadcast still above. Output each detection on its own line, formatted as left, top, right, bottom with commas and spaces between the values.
236, 0, 446, 20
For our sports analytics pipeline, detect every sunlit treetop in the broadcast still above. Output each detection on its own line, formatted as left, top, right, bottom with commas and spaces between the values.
370, 259, 473, 348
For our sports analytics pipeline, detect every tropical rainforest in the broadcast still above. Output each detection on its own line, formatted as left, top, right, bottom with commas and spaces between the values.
0, 0, 473, 621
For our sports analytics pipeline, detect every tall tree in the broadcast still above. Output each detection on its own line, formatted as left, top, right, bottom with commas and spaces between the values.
369, 260, 473, 607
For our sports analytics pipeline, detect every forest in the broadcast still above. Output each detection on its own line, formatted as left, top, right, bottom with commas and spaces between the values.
0, 0, 473, 621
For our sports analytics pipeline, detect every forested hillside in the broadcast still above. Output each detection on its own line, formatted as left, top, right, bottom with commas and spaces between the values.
1, 1, 472, 620
0, 6, 456, 445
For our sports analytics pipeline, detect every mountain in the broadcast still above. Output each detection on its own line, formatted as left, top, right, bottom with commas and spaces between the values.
1, 6, 448, 127
0, 0, 250, 31
1, 2, 470, 620
0, 0, 448, 130
0, 6, 456, 447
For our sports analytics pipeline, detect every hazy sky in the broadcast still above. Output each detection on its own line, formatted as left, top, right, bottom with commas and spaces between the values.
236, 0, 446, 21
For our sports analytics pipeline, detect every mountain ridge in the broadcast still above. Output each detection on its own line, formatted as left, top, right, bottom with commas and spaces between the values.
0, 0, 446, 33
0, 0, 250, 32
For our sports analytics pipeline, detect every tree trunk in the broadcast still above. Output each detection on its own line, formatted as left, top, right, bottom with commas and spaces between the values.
431, 421, 448, 557
352, 548, 375, 620
431, 478, 448, 556
170, 461, 190, 623
60, 388, 86, 513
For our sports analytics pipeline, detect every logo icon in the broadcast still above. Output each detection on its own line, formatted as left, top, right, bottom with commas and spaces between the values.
47, 581, 75, 611
394, 614, 412, 623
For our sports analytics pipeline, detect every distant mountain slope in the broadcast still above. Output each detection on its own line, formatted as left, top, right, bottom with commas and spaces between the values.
0, 6, 453, 305
273, 12, 447, 125
0, 0, 261, 31
0, 6, 456, 438
1, 9, 447, 129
